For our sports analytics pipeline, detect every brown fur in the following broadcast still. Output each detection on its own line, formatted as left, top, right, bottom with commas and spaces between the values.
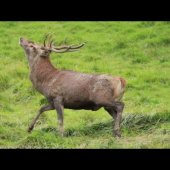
120, 77, 126, 89
19, 37, 126, 137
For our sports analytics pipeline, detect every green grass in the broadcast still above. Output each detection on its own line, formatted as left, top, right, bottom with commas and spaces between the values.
0, 21, 170, 148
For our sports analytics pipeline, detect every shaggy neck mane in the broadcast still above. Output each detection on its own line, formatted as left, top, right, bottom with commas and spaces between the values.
30, 55, 59, 83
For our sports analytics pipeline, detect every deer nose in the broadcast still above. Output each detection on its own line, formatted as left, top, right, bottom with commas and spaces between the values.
19, 38, 22, 45
19, 37, 27, 46
19, 37, 27, 45
20, 37, 23, 42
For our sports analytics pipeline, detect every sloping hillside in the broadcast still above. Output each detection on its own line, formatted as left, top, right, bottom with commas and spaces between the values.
0, 22, 170, 148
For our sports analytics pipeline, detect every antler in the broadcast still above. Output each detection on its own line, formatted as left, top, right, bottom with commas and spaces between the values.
49, 43, 85, 53
43, 33, 54, 47
43, 34, 48, 47
43, 34, 85, 53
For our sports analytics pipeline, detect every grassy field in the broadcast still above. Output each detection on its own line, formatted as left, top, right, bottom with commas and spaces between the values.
0, 21, 170, 148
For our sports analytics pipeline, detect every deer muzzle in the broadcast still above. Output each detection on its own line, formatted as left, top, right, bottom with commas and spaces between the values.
19, 37, 28, 47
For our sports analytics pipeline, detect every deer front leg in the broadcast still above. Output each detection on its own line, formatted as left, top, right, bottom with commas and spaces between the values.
53, 97, 64, 137
28, 104, 54, 133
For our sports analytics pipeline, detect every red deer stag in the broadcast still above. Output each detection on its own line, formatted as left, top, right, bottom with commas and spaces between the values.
19, 35, 126, 137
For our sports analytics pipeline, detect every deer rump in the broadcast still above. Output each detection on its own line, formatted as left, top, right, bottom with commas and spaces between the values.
44, 70, 125, 111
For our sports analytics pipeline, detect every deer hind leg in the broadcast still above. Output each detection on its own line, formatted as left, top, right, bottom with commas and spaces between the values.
113, 102, 124, 137
28, 104, 54, 133
53, 97, 64, 137
104, 102, 124, 137
104, 106, 116, 119
104, 106, 118, 136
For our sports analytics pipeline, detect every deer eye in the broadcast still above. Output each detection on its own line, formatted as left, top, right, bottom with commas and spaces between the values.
29, 45, 36, 51
30, 45, 36, 49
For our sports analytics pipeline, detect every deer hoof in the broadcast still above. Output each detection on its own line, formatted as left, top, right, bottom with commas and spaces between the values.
114, 130, 121, 138
27, 127, 33, 133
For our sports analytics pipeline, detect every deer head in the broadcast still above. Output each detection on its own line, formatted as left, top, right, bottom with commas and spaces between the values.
19, 35, 85, 69
19, 35, 85, 60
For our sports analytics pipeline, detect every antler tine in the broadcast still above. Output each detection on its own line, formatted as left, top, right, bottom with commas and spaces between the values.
50, 48, 79, 53
49, 39, 54, 48
50, 42, 86, 53
52, 42, 85, 50
63, 37, 67, 45
43, 33, 50, 47
47, 34, 53, 46
43, 33, 55, 47
69, 43, 85, 49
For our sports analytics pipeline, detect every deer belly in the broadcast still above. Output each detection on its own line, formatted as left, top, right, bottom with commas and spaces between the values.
64, 99, 100, 110
64, 93, 99, 110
